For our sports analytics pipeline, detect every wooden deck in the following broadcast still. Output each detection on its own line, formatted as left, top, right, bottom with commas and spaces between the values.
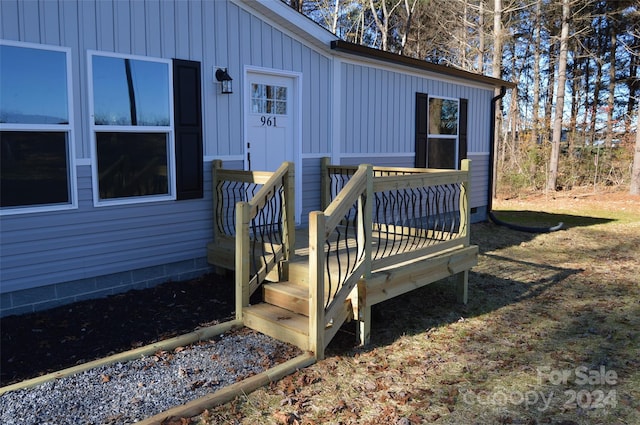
210, 224, 476, 353
207, 159, 477, 360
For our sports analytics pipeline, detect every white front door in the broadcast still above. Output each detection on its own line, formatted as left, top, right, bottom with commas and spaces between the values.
244, 69, 301, 222
245, 72, 295, 171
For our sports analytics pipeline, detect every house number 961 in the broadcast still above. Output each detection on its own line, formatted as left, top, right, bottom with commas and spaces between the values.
260, 116, 277, 127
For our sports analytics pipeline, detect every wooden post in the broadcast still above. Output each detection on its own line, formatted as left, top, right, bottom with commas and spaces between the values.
281, 162, 295, 280
236, 201, 251, 321
355, 164, 373, 346
460, 159, 471, 246
308, 211, 326, 360
355, 279, 371, 346
320, 157, 331, 210
211, 159, 223, 241
455, 270, 469, 305
358, 164, 373, 278
457, 159, 471, 305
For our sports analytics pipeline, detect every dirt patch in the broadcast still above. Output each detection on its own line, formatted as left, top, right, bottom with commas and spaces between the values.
193, 190, 640, 425
0, 273, 235, 386
496, 187, 640, 217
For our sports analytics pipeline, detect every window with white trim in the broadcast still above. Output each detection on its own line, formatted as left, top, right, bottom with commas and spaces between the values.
427, 97, 460, 169
89, 52, 174, 205
0, 41, 76, 214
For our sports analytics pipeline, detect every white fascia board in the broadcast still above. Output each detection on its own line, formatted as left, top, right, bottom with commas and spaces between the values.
232, 0, 338, 52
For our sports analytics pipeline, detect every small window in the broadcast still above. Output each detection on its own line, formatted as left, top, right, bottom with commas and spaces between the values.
427, 97, 460, 169
89, 52, 174, 205
0, 41, 75, 214
251, 83, 287, 115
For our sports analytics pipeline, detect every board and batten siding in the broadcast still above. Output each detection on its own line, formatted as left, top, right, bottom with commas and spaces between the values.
337, 61, 494, 220
340, 62, 494, 156
0, 0, 333, 159
467, 153, 490, 209
1, 0, 498, 315
226, 1, 333, 157
0, 0, 333, 315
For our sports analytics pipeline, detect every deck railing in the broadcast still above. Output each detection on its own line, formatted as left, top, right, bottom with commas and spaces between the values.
311, 159, 471, 357
211, 160, 295, 320
309, 163, 373, 358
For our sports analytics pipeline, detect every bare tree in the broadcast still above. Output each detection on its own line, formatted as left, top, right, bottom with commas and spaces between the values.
397, 0, 418, 55
547, 0, 570, 192
491, 0, 504, 198
369, 0, 400, 51
632, 111, 640, 195
530, 0, 542, 147
606, 12, 617, 147
476, 0, 485, 73
629, 10, 640, 195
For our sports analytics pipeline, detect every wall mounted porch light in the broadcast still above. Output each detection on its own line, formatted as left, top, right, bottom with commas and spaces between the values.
215, 67, 233, 94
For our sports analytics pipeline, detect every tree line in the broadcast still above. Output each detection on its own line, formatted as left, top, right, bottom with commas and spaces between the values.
284, 0, 640, 195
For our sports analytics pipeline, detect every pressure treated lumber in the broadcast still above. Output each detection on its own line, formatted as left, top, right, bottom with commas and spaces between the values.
0, 319, 243, 395
136, 353, 316, 425
243, 303, 310, 350
263, 281, 309, 316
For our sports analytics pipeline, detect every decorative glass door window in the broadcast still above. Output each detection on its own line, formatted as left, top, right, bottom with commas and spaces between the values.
251, 84, 287, 115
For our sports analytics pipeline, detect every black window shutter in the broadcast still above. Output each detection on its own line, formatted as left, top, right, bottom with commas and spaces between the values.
415, 92, 428, 168
173, 59, 203, 200
458, 98, 468, 169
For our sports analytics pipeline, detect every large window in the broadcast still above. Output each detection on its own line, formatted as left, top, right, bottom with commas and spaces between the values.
89, 52, 174, 204
0, 41, 75, 214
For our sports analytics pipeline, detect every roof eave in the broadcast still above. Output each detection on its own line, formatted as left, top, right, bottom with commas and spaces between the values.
331, 40, 516, 89
233, 0, 338, 52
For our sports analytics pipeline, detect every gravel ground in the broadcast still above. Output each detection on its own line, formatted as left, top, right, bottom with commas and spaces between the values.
0, 329, 301, 424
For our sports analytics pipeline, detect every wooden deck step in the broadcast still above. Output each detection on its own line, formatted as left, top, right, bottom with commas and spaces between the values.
263, 281, 309, 316
243, 303, 310, 351
287, 258, 310, 285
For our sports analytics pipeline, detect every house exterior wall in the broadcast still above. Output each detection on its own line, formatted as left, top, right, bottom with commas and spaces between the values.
335, 60, 494, 211
0, 0, 334, 316
0, 0, 498, 316
338, 61, 493, 156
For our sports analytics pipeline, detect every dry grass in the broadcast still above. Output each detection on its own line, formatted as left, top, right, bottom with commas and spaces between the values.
193, 190, 640, 425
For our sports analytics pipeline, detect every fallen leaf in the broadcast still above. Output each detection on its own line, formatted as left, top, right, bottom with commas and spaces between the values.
273, 411, 300, 425
331, 399, 348, 414
161, 416, 190, 425
100, 374, 111, 383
